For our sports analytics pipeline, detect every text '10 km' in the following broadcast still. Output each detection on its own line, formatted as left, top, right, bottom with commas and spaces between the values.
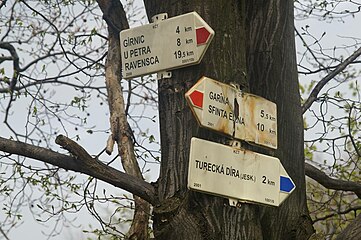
185, 77, 278, 149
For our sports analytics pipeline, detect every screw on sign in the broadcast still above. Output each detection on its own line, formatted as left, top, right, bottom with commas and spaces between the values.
185, 76, 278, 149
120, 12, 215, 79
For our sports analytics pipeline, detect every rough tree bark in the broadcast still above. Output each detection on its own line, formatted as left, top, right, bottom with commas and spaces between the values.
143, 1, 314, 239
246, 1, 313, 239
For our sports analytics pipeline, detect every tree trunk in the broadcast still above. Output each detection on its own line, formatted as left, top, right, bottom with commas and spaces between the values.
245, 1, 313, 239
143, 1, 314, 239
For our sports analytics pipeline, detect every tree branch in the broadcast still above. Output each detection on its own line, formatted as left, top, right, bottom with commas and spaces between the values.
0, 0, 7, 9
335, 211, 361, 240
97, 0, 151, 239
302, 46, 361, 114
0, 42, 20, 91
0, 136, 158, 205
312, 205, 361, 223
295, 28, 326, 71
348, 106, 361, 158
305, 163, 361, 198
0, 226, 10, 240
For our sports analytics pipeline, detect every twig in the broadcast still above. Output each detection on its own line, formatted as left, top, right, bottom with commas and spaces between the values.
0, 0, 7, 9
0, 226, 10, 240
302, 46, 361, 114
312, 205, 361, 223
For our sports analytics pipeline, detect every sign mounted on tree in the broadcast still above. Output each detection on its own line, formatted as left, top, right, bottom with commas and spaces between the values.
120, 12, 214, 79
185, 77, 277, 149
188, 138, 295, 207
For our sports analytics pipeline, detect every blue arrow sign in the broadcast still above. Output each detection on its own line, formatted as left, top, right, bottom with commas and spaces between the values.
280, 176, 295, 193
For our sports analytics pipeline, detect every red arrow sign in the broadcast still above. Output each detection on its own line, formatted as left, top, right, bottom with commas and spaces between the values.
189, 90, 204, 108
196, 27, 211, 45
185, 77, 278, 149
121, 12, 214, 79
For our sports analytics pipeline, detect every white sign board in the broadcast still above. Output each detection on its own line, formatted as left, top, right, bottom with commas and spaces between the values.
188, 138, 295, 207
185, 77, 277, 149
120, 12, 214, 78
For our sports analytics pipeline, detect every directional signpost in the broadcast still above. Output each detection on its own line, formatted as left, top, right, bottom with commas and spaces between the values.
188, 138, 295, 207
185, 77, 277, 149
120, 12, 214, 78
120, 11, 293, 207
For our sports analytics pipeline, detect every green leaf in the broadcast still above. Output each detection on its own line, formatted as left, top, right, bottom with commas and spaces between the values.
32, 106, 37, 116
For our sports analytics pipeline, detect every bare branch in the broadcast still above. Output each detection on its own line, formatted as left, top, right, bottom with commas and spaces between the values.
302, 46, 361, 114
0, 136, 158, 205
295, 28, 326, 70
0, 226, 10, 240
0, 42, 20, 91
0, 0, 7, 9
55, 135, 94, 160
0, 56, 13, 63
106, 134, 115, 155
348, 106, 361, 158
305, 163, 361, 198
97, 0, 151, 239
313, 205, 361, 223
298, 61, 361, 75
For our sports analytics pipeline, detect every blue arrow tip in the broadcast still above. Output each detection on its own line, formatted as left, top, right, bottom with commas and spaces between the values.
280, 176, 295, 193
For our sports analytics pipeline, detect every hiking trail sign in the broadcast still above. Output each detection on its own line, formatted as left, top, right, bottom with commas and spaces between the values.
185, 77, 278, 149
188, 138, 295, 207
120, 12, 214, 79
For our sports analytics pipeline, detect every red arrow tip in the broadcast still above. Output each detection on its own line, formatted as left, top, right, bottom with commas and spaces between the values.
196, 27, 211, 45
189, 90, 204, 108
